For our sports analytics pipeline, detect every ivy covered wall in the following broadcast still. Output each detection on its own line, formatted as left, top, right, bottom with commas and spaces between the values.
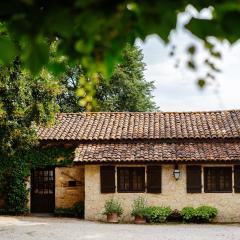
0, 146, 74, 214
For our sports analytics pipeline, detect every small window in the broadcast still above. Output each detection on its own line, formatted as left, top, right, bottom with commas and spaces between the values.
68, 181, 77, 187
204, 167, 232, 193
117, 167, 145, 192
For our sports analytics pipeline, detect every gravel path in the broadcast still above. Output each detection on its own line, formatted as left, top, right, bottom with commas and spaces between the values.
0, 216, 240, 240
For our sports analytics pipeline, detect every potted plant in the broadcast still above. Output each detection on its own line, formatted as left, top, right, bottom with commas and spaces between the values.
131, 196, 148, 224
102, 198, 123, 223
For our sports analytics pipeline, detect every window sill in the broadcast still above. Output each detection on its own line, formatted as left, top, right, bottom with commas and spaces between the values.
204, 191, 233, 193
117, 190, 145, 193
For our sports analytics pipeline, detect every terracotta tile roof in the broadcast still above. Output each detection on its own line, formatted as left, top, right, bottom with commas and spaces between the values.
38, 110, 240, 140
74, 141, 240, 163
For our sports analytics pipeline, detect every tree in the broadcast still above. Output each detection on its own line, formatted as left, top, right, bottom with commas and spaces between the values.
57, 66, 84, 113
0, 0, 238, 78
96, 44, 158, 112
0, 59, 61, 213
0, 58, 60, 157
57, 44, 158, 112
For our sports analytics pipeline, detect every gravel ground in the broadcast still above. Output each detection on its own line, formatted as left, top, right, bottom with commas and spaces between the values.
1, 216, 240, 240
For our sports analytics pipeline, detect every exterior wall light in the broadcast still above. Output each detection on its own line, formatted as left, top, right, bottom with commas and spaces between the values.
173, 165, 180, 180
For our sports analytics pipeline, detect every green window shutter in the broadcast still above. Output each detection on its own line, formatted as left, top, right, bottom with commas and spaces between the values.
186, 165, 202, 193
234, 165, 240, 193
100, 166, 115, 193
147, 166, 161, 193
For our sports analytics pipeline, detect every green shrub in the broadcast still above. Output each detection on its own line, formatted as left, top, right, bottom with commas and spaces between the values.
102, 198, 123, 216
195, 206, 218, 223
54, 201, 84, 218
72, 201, 84, 218
181, 207, 196, 222
131, 196, 148, 218
145, 206, 172, 223
181, 206, 218, 223
54, 208, 74, 217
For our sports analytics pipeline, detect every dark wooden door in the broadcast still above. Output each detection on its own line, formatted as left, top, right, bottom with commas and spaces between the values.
31, 168, 55, 213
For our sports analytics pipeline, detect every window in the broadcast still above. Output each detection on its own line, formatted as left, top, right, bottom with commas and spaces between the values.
204, 167, 232, 193
68, 180, 77, 187
117, 167, 145, 192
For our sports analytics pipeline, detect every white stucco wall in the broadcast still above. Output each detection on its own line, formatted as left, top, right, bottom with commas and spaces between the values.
85, 164, 240, 222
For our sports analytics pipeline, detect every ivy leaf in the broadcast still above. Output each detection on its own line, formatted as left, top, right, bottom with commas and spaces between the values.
45, 8, 74, 38
198, 79, 206, 88
0, 36, 16, 64
211, 51, 222, 59
22, 39, 49, 75
219, 10, 240, 43
187, 45, 196, 55
186, 19, 223, 40
47, 62, 66, 75
187, 60, 196, 70
204, 59, 221, 73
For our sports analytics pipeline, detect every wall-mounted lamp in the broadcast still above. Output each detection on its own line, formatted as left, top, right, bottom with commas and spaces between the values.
173, 165, 180, 181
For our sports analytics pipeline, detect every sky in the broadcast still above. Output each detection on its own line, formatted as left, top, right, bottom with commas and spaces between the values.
136, 7, 240, 112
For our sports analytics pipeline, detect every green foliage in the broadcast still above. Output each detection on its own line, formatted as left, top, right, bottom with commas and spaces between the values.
0, 58, 65, 214
102, 198, 123, 216
54, 201, 84, 218
145, 206, 172, 223
0, 58, 61, 157
195, 206, 218, 223
3, 160, 29, 214
0, 1, 239, 77
57, 66, 84, 112
95, 44, 158, 112
131, 196, 149, 218
0, 147, 74, 214
58, 44, 158, 112
181, 207, 196, 222
0, 1, 238, 101
26, 147, 74, 168
54, 208, 75, 217
181, 206, 218, 223
0, 36, 16, 64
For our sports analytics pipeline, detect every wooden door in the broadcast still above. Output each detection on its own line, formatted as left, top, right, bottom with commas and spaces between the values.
31, 168, 55, 213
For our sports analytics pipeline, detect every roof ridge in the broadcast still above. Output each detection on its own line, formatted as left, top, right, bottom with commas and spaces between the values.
57, 109, 240, 115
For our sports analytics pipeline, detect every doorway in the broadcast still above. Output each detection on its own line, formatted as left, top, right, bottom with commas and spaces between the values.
31, 167, 55, 213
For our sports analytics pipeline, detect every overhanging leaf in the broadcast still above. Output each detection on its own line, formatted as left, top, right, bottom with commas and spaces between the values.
22, 39, 49, 75
186, 18, 223, 40
0, 36, 16, 64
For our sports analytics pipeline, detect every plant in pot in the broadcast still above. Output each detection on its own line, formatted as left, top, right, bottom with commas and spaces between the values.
102, 198, 123, 223
131, 196, 148, 224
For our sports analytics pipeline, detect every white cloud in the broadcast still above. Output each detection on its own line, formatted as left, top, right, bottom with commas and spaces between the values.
136, 28, 240, 112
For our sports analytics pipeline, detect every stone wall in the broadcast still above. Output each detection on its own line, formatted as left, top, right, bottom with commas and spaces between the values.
85, 164, 240, 222
55, 166, 84, 208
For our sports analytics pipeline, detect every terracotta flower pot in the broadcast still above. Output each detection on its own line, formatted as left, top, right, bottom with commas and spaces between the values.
134, 215, 146, 224
107, 213, 119, 223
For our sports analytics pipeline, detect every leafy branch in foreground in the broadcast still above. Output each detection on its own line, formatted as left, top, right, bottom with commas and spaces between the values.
0, 1, 238, 78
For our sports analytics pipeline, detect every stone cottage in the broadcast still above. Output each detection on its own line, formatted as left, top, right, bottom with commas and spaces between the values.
36, 110, 240, 222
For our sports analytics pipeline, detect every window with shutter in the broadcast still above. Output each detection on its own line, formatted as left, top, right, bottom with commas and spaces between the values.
100, 166, 115, 193
117, 167, 145, 192
186, 165, 202, 193
234, 165, 240, 193
204, 167, 232, 193
147, 166, 161, 193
